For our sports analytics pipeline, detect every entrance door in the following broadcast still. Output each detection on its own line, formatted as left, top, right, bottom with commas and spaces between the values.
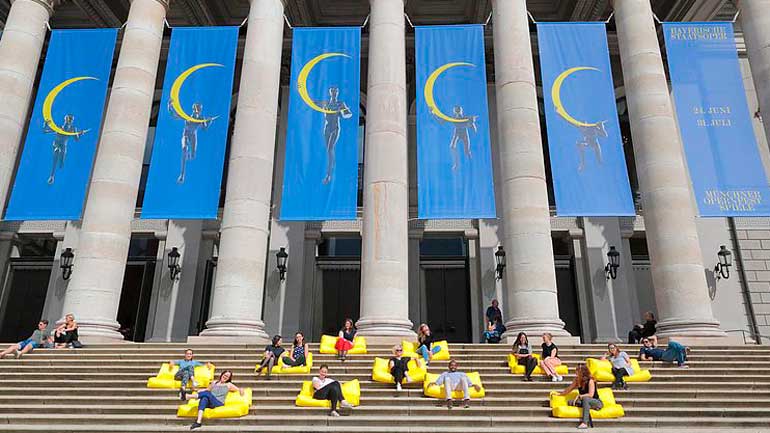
556, 259, 582, 337
321, 268, 360, 336
116, 261, 156, 342
0, 264, 51, 342
424, 266, 471, 343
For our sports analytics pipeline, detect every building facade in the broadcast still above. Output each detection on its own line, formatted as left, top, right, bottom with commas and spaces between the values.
1, 0, 769, 344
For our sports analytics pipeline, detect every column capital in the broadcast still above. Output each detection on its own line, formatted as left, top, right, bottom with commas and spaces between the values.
130, 0, 169, 10
13, 0, 58, 16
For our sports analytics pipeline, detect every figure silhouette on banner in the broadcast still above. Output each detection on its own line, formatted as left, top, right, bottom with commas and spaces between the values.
576, 121, 608, 172
432, 105, 478, 171
44, 115, 88, 185
320, 86, 353, 185
168, 100, 216, 184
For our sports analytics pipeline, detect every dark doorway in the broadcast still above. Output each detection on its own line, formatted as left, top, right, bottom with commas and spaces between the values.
321, 268, 361, 336
0, 264, 51, 342
423, 266, 471, 343
556, 258, 582, 337
193, 257, 217, 335
116, 261, 156, 342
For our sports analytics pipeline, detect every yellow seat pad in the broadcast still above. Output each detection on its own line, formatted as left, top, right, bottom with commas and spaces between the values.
423, 372, 485, 399
550, 388, 625, 419
402, 340, 450, 361
586, 358, 652, 383
177, 388, 252, 419
295, 379, 361, 408
507, 353, 568, 376
263, 352, 313, 374
371, 357, 427, 384
318, 335, 368, 355
146, 363, 215, 389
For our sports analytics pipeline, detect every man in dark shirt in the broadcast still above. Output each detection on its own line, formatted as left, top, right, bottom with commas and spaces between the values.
485, 299, 502, 325
628, 311, 657, 343
638, 336, 690, 368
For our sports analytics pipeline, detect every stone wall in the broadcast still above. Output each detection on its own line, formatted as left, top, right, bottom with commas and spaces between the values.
733, 223, 770, 341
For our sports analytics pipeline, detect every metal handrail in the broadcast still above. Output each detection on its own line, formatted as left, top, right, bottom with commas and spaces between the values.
723, 329, 770, 345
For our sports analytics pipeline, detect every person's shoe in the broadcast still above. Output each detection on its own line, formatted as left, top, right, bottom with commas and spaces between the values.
558, 375, 564, 382
329, 410, 340, 417
623, 383, 629, 390
396, 383, 402, 391
551, 376, 558, 382
340, 400, 353, 410
576, 423, 588, 430
463, 399, 470, 408
189, 422, 202, 430
179, 389, 187, 401
446, 399, 453, 410
678, 364, 690, 369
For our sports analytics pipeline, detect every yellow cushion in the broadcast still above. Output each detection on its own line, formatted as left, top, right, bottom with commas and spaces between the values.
371, 357, 427, 384
295, 379, 361, 408
586, 358, 652, 383
402, 340, 450, 361
177, 388, 252, 419
146, 363, 215, 389
318, 335, 368, 355
423, 372, 485, 399
266, 352, 313, 374
507, 353, 568, 376
549, 388, 625, 419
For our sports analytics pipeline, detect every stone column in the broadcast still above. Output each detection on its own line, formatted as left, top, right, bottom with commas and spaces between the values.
491, 0, 567, 336
0, 0, 55, 210
356, 0, 414, 339
740, 0, 770, 144
199, 0, 284, 340
59, 0, 168, 340
613, 0, 724, 337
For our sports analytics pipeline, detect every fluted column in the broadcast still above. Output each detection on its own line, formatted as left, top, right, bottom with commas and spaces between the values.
356, 0, 414, 339
200, 0, 284, 339
491, 0, 567, 336
740, 0, 770, 144
613, 0, 724, 337
59, 0, 168, 340
0, 0, 55, 213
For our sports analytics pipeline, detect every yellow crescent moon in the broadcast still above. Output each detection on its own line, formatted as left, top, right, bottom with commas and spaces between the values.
424, 62, 475, 123
170, 63, 224, 123
42, 76, 98, 136
551, 67, 603, 128
297, 52, 351, 114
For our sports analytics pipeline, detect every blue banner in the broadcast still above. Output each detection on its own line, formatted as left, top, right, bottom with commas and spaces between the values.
664, 22, 770, 216
4, 29, 117, 221
537, 23, 635, 216
280, 28, 361, 221
415, 25, 496, 219
141, 27, 238, 219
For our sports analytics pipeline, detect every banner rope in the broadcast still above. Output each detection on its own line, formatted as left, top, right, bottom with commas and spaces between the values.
526, 10, 537, 24
651, 13, 662, 24
404, 13, 415, 28
361, 14, 370, 28
163, 18, 170, 28
283, 13, 293, 29
484, 10, 493, 26
732, 9, 741, 23
239, 16, 248, 27
45, 21, 51, 31
605, 11, 615, 24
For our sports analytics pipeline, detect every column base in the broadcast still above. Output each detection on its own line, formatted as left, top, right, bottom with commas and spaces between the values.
199, 317, 270, 342
502, 317, 571, 338
76, 319, 125, 343
355, 317, 416, 344
656, 318, 726, 338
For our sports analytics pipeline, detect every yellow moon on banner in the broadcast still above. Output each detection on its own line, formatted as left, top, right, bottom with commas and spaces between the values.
170, 63, 224, 123
551, 66, 603, 128
297, 52, 351, 114
42, 76, 98, 136
424, 62, 475, 123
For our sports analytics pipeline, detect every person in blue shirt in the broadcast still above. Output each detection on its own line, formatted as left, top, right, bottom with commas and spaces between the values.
170, 349, 213, 399
638, 336, 690, 368
483, 322, 501, 344
427, 359, 481, 409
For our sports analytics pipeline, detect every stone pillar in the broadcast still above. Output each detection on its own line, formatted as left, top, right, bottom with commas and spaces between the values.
491, 0, 567, 336
740, 0, 770, 145
41, 221, 80, 323
356, 0, 414, 339
613, 0, 724, 337
199, 0, 284, 340
0, 0, 54, 210
59, 0, 168, 341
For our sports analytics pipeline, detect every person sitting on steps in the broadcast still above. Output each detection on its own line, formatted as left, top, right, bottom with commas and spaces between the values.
512, 332, 538, 381
539, 332, 563, 382
416, 323, 442, 365
427, 359, 481, 409
183, 370, 243, 430
0, 320, 50, 359
170, 349, 214, 399
281, 332, 309, 367
483, 322, 502, 344
389, 345, 411, 391
53, 313, 78, 349
312, 364, 354, 417
601, 343, 634, 390
638, 336, 690, 368
628, 311, 657, 344
555, 363, 602, 429
335, 318, 356, 361
256, 335, 285, 379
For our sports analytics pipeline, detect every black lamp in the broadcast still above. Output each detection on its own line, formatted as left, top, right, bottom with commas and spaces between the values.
495, 245, 506, 280
60, 247, 74, 280
605, 246, 620, 280
276, 247, 288, 280
714, 245, 732, 280
167, 247, 181, 281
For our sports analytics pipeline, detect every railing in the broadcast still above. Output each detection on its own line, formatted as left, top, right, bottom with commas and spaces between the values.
723, 329, 770, 345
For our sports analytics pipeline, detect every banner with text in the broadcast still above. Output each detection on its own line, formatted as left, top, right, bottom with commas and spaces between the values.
280, 27, 361, 221
415, 25, 496, 219
5, 29, 117, 221
664, 22, 770, 216
141, 27, 238, 219
537, 23, 635, 216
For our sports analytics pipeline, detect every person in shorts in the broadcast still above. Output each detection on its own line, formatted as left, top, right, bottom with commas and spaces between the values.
0, 320, 50, 359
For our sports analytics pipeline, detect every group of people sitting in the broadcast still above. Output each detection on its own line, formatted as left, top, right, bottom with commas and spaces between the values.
0, 314, 80, 358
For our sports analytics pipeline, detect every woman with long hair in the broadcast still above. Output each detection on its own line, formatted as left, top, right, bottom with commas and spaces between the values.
53, 313, 78, 348
312, 364, 353, 417
256, 335, 284, 379
539, 332, 563, 382
416, 324, 442, 365
555, 364, 602, 429
281, 332, 309, 367
601, 343, 634, 390
512, 332, 537, 381
334, 318, 356, 361
182, 370, 243, 430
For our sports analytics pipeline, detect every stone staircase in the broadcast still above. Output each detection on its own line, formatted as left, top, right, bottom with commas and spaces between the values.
0, 343, 769, 432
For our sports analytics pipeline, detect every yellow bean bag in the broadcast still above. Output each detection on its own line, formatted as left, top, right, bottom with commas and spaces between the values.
402, 340, 450, 361
423, 372, 485, 399
586, 358, 651, 383
371, 357, 427, 384
318, 335, 368, 355
295, 379, 361, 407
550, 388, 625, 419
507, 353, 568, 376
267, 352, 313, 374
177, 388, 252, 419
146, 363, 215, 389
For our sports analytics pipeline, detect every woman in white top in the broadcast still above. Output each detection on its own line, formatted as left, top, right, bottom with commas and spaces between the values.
601, 343, 635, 390
312, 364, 353, 417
